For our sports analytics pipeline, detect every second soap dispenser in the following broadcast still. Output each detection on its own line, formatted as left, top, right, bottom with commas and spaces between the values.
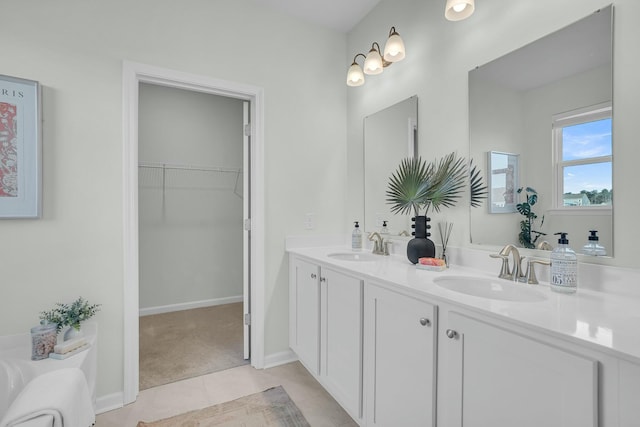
582, 230, 606, 256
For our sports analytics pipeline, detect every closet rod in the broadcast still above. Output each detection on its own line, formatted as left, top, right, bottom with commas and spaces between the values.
139, 162, 242, 174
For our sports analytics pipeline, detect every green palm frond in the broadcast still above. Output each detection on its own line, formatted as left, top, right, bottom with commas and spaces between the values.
469, 159, 488, 208
386, 157, 432, 216
424, 152, 467, 213
386, 152, 472, 216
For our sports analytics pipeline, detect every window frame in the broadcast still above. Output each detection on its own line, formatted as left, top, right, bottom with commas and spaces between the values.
551, 102, 612, 213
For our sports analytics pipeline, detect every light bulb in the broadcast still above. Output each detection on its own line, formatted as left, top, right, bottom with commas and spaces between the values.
346, 63, 365, 87
364, 48, 383, 75
453, 3, 467, 12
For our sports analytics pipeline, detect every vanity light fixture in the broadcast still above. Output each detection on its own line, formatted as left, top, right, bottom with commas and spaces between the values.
445, 0, 475, 21
346, 26, 405, 87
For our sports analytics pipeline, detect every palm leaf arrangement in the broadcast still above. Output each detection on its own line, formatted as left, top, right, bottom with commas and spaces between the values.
386, 152, 487, 217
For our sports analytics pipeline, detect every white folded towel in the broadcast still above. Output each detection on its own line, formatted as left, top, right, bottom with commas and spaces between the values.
0, 368, 95, 427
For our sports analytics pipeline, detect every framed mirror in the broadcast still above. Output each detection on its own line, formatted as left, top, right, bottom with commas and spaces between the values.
363, 96, 417, 234
469, 6, 613, 256
488, 151, 519, 214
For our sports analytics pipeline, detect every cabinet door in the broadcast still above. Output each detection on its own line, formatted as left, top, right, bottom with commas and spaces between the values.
321, 268, 363, 421
289, 258, 320, 375
442, 311, 598, 427
364, 284, 437, 427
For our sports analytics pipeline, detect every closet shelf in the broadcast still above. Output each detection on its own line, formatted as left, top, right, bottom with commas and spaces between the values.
139, 162, 242, 174
138, 162, 243, 200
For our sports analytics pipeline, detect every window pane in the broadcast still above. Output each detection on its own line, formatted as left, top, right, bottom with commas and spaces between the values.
563, 162, 612, 206
562, 118, 612, 161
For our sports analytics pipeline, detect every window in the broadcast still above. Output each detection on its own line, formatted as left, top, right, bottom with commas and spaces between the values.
552, 103, 612, 209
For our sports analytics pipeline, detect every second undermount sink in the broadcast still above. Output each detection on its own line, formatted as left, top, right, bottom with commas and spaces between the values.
327, 252, 380, 262
434, 275, 547, 302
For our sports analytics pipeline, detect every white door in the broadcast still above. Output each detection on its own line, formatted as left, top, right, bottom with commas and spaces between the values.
363, 284, 437, 427
320, 268, 363, 421
441, 311, 598, 427
242, 101, 250, 360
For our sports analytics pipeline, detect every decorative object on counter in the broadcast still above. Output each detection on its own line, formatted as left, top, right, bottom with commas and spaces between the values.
386, 153, 487, 264
30, 321, 57, 360
416, 257, 447, 272
582, 230, 606, 256
516, 186, 546, 249
550, 232, 578, 293
438, 221, 454, 267
40, 297, 101, 341
407, 215, 436, 263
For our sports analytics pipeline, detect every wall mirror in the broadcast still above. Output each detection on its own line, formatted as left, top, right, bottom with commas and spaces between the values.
364, 96, 417, 234
469, 5, 613, 256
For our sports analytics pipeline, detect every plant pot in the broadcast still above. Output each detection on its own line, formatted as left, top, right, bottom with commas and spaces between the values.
64, 325, 84, 341
407, 216, 436, 264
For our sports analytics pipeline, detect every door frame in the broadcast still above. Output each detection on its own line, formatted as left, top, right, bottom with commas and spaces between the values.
122, 61, 265, 404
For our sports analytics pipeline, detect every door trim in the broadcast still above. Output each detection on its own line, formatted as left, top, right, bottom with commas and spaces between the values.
122, 61, 265, 404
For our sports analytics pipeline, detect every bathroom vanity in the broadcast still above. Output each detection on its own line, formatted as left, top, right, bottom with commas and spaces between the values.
288, 245, 640, 427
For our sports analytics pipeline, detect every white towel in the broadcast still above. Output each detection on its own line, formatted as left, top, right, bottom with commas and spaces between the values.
0, 368, 94, 427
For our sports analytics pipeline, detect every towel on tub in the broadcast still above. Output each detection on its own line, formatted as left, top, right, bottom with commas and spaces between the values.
0, 368, 94, 427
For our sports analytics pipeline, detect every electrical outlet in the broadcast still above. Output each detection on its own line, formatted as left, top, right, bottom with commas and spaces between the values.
304, 213, 316, 230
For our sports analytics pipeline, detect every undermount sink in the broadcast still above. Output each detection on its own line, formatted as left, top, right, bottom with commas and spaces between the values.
434, 275, 547, 302
327, 252, 380, 262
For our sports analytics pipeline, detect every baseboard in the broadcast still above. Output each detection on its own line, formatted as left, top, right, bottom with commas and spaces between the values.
95, 391, 124, 414
139, 295, 243, 317
262, 349, 298, 369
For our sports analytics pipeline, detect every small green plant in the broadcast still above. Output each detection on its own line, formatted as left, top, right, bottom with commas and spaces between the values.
40, 297, 101, 333
516, 187, 546, 249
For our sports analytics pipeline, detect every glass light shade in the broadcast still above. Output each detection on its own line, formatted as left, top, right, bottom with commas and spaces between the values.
347, 63, 365, 86
445, 0, 475, 21
364, 49, 384, 75
383, 33, 405, 62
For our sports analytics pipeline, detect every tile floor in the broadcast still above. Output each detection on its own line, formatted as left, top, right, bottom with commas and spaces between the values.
95, 361, 358, 427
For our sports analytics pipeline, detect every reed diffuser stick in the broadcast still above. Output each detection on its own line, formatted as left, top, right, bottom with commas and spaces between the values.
438, 222, 454, 266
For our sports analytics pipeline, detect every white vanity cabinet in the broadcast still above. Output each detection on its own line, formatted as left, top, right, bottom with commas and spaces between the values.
438, 309, 598, 427
289, 256, 363, 422
289, 257, 321, 375
363, 282, 437, 427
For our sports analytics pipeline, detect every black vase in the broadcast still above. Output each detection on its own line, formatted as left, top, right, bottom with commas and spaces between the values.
407, 215, 436, 264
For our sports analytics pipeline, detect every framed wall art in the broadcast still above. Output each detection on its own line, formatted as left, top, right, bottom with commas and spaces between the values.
0, 74, 42, 218
488, 151, 519, 214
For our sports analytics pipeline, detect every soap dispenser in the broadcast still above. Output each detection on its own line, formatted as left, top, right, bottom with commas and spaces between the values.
582, 230, 606, 256
352, 221, 362, 251
550, 232, 578, 293
380, 220, 389, 236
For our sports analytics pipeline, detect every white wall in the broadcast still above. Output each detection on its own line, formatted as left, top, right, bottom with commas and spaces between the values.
348, 0, 640, 269
0, 0, 347, 402
138, 84, 243, 309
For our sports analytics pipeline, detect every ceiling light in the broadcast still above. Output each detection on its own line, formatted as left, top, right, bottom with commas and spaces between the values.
346, 26, 405, 87
445, 0, 475, 21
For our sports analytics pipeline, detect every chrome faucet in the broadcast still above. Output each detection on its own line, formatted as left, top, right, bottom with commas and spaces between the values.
490, 244, 525, 281
368, 232, 385, 255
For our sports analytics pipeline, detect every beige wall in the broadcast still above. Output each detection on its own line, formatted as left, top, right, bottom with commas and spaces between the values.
0, 0, 347, 401
347, 0, 640, 269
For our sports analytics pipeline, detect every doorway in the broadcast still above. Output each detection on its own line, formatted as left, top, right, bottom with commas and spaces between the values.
123, 61, 265, 404
137, 84, 248, 389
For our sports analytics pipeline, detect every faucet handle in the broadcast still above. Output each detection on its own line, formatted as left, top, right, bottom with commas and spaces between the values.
525, 259, 551, 284
382, 239, 392, 256
490, 253, 511, 279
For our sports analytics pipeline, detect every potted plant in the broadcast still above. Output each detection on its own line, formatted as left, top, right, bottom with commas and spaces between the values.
40, 297, 101, 341
516, 186, 546, 248
386, 152, 487, 263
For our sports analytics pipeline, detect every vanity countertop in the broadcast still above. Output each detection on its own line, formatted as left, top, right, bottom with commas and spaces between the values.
288, 245, 640, 364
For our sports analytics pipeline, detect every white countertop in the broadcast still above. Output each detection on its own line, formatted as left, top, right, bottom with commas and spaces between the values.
288, 245, 640, 364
